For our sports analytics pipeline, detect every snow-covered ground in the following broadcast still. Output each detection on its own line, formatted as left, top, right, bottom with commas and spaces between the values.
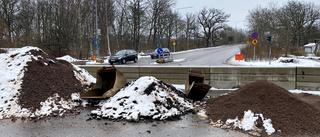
228, 55, 320, 67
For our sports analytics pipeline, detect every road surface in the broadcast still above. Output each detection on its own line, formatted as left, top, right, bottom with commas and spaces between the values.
124, 44, 243, 66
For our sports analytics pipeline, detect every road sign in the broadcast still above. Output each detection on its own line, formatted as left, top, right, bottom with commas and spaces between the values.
94, 40, 98, 46
173, 42, 176, 46
251, 39, 258, 46
157, 48, 163, 54
251, 32, 258, 39
235, 54, 244, 60
93, 55, 97, 61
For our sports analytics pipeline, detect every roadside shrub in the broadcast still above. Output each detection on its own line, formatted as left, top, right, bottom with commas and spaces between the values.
290, 46, 305, 56
240, 42, 284, 61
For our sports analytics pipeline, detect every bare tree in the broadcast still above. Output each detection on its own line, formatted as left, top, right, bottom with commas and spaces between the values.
147, 0, 174, 48
198, 8, 230, 47
128, 0, 147, 52
278, 1, 320, 46
0, 0, 19, 46
184, 13, 197, 50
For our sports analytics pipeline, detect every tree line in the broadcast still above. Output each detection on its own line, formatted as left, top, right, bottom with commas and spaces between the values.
2, 0, 318, 59
0, 0, 232, 59
246, 1, 320, 57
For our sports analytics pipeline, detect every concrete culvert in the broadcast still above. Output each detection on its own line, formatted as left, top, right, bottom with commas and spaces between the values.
80, 66, 127, 99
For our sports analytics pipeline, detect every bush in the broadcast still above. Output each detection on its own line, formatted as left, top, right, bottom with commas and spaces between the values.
289, 46, 305, 56
240, 42, 285, 61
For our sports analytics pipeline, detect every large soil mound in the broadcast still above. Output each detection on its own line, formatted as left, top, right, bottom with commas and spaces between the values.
0, 47, 94, 119
18, 49, 90, 112
205, 80, 320, 136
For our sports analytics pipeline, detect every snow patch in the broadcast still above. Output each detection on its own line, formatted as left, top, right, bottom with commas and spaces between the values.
228, 54, 320, 67
224, 110, 275, 135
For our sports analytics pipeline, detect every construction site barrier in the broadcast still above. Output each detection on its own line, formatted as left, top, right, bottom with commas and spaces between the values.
79, 66, 320, 91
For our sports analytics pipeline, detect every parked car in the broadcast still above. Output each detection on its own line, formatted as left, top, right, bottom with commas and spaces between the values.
150, 48, 170, 59
109, 49, 138, 65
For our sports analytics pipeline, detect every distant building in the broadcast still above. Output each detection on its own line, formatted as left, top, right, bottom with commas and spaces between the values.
303, 43, 319, 54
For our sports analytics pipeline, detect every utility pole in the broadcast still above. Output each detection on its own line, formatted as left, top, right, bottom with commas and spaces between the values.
95, 0, 99, 58
174, 6, 192, 52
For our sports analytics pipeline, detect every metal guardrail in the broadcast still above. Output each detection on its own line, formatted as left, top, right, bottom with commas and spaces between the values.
79, 66, 320, 91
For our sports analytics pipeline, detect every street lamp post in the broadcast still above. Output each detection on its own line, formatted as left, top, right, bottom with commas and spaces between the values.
174, 6, 192, 52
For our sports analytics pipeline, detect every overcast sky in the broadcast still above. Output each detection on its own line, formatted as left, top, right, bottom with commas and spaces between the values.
175, 0, 320, 30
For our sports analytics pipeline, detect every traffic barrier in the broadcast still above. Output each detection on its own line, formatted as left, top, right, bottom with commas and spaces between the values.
79, 66, 320, 91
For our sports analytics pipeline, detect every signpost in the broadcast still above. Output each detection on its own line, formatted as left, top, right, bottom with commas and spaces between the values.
251, 32, 258, 60
251, 39, 258, 45
267, 36, 272, 65
157, 48, 163, 55
251, 32, 258, 39
156, 48, 164, 63
172, 39, 176, 52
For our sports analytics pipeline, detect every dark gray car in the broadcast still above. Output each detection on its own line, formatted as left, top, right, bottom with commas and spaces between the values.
150, 48, 170, 59
108, 49, 138, 65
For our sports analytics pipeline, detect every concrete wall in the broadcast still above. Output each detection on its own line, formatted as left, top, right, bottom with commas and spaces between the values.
297, 67, 320, 91
80, 66, 320, 91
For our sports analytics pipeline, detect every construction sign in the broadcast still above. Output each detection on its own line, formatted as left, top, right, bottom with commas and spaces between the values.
93, 55, 97, 61
235, 54, 244, 60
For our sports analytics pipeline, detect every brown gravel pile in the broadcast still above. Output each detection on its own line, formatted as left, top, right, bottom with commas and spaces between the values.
205, 80, 320, 136
18, 49, 91, 112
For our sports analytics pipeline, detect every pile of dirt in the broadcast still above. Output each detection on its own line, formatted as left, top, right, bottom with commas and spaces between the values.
18, 49, 91, 112
205, 80, 320, 136
93, 76, 193, 121
0, 47, 94, 119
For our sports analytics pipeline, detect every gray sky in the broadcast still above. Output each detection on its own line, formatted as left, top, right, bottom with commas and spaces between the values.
175, 0, 320, 30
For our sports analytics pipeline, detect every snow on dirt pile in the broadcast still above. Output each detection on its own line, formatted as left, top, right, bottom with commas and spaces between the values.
93, 76, 193, 121
0, 46, 95, 119
203, 81, 320, 136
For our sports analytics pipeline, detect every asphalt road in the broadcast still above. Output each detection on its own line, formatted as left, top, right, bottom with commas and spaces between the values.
120, 44, 243, 66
